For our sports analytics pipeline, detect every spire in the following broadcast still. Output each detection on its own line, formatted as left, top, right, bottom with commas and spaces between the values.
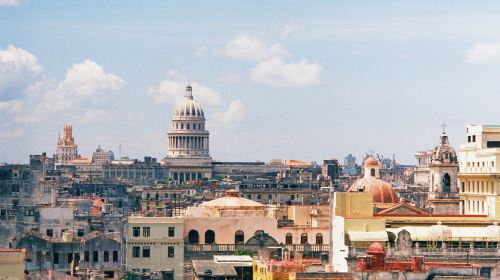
440, 122, 449, 145
185, 83, 193, 100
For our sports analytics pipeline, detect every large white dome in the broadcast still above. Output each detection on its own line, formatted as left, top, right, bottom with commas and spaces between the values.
173, 99, 204, 118
173, 84, 205, 118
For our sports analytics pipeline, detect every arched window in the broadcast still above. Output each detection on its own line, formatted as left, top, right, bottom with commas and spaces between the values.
300, 233, 308, 244
443, 173, 451, 193
235, 230, 245, 244
187, 123, 190, 129
370, 168, 375, 177
205, 230, 215, 244
316, 233, 323, 245
285, 233, 292, 245
188, 230, 199, 244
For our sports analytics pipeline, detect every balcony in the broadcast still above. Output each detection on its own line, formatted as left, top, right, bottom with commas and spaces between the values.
185, 243, 329, 256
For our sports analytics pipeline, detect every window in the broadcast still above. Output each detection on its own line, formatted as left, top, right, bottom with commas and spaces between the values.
104, 251, 109, 262
316, 233, 323, 245
468, 136, 471, 143
235, 230, 245, 244
300, 233, 308, 244
53, 252, 59, 264
46, 229, 53, 237
132, 246, 140, 258
168, 246, 175, 258
143, 227, 150, 237
93, 251, 99, 262
77, 229, 84, 237
68, 253, 73, 264
286, 233, 293, 245
133, 227, 140, 237
142, 246, 150, 258
84, 251, 89, 262
370, 168, 375, 177
168, 227, 175, 237
188, 230, 199, 244
487, 141, 500, 148
205, 230, 215, 244
113, 251, 118, 262
472, 135, 476, 142
74, 253, 80, 262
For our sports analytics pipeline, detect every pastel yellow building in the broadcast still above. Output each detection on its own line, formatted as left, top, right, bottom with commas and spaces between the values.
0, 248, 26, 280
458, 125, 500, 217
127, 217, 184, 280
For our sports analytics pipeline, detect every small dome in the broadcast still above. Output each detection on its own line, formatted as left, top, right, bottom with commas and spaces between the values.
364, 156, 379, 166
348, 177, 399, 204
431, 132, 457, 165
367, 242, 385, 253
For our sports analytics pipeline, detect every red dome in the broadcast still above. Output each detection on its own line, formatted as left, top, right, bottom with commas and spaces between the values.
364, 156, 379, 166
347, 177, 399, 204
367, 242, 385, 253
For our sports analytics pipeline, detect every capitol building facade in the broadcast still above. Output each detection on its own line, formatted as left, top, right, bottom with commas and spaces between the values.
162, 84, 212, 182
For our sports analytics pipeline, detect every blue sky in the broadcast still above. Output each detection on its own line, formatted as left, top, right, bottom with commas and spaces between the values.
2, 1, 500, 164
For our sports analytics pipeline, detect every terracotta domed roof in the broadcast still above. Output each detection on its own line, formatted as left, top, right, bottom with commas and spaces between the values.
367, 242, 385, 253
200, 190, 265, 210
348, 177, 399, 204
364, 156, 379, 166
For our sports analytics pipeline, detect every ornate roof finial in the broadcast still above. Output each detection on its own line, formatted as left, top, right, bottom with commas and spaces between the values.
441, 122, 447, 134
185, 82, 193, 100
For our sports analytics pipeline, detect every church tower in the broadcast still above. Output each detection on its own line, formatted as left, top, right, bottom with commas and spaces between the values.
427, 126, 461, 214
55, 124, 79, 165
428, 130, 458, 199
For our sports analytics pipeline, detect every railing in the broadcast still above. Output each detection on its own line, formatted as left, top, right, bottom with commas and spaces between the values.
348, 246, 500, 259
185, 243, 329, 254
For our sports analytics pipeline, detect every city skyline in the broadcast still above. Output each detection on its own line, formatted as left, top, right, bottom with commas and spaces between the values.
3, 1, 500, 164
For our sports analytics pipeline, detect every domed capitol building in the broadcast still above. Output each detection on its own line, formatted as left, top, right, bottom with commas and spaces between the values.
162, 84, 212, 182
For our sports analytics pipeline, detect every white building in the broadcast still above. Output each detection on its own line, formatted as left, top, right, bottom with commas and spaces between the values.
459, 125, 500, 217
92, 146, 114, 167
162, 84, 212, 182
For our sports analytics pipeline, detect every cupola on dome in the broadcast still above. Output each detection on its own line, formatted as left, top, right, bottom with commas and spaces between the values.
173, 84, 205, 118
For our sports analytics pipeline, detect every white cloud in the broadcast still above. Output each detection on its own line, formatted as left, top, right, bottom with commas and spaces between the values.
275, 22, 309, 39
0, 45, 43, 99
59, 59, 123, 98
250, 57, 322, 87
465, 43, 500, 64
148, 71, 222, 106
76, 109, 116, 124
4, 58, 125, 124
219, 73, 242, 84
0, 100, 22, 113
0, 128, 23, 144
39, 60, 123, 112
195, 46, 208, 57
0, 0, 23, 7
215, 34, 291, 61
214, 100, 245, 126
